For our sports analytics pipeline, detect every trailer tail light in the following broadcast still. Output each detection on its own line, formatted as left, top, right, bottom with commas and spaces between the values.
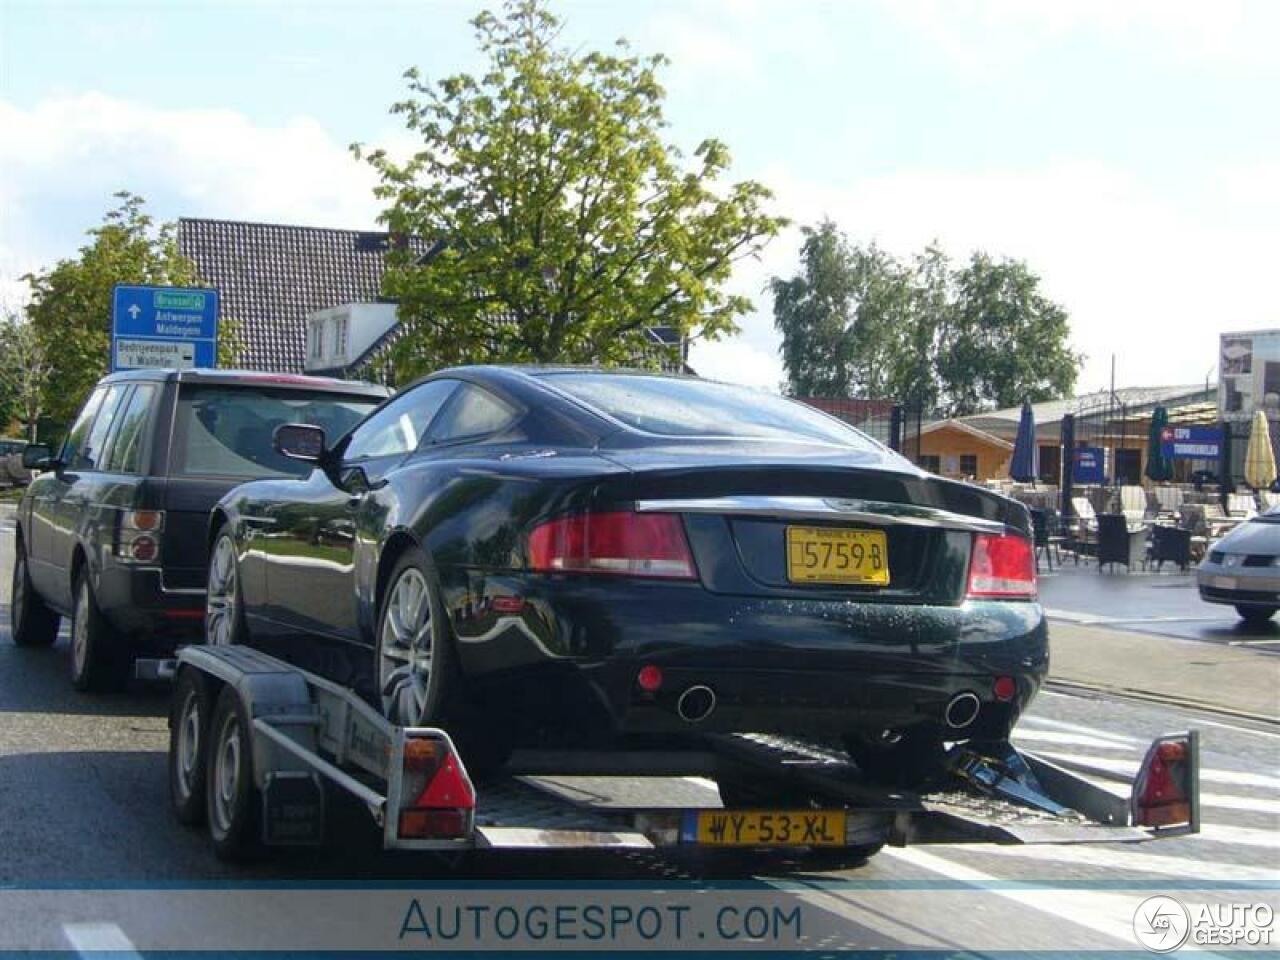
114, 509, 165, 565
1132, 732, 1199, 831
394, 733, 475, 842
528, 511, 696, 580
967, 533, 1036, 599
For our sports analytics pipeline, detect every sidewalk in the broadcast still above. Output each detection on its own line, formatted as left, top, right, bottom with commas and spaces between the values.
1049, 620, 1280, 722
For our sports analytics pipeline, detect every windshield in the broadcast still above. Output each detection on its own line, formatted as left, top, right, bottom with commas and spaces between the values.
171, 385, 379, 478
541, 373, 882, 448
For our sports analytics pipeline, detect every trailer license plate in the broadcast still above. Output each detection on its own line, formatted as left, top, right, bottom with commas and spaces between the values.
696, 810, 846, 847
786, 526, 889, 585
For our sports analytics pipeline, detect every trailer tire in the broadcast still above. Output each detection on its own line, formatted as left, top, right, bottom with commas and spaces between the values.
10, 539, 59, 648
169, 668, 213, 826
206, 684, 262, 861
70, 570, 128, 692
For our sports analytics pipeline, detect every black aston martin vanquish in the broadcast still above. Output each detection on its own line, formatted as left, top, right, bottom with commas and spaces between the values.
206, 367, 1046, 777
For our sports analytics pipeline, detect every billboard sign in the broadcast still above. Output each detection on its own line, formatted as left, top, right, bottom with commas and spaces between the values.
1072, 446, 1106, 484
1160, 425, 1222, 461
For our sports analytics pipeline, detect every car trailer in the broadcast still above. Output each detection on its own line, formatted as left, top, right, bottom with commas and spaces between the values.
150, 646, 1201, 863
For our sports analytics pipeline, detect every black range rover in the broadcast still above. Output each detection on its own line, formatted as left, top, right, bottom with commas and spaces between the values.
11, 369, 388, 690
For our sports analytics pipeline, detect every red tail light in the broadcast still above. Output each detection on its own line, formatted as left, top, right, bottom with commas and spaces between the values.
967, 532, 1036, 599
396, 735, 475, 841
528, 511, 696, 580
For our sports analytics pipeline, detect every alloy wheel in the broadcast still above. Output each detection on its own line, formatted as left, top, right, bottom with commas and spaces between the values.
72, 581, 90, 677
378, 567, 434, 725
206, 536, 238, 646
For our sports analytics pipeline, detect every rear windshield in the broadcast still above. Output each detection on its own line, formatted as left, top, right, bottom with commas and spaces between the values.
541, 373, 881, 448
171, 385, 379, 478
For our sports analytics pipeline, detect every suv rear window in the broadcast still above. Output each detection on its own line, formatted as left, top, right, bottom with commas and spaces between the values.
170, 385, 379, 479
541, 373, 882, 448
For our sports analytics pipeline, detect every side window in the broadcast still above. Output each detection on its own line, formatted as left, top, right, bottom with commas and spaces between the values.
343, 379, 458, 462
103, 384, 157, 474
431, 384, 518, 444
60, 387, 107, 469
73, 385, 128, 471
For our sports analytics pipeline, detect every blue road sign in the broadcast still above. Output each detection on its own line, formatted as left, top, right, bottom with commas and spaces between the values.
111, 285, 220, 372
1160, 425, 1222, 461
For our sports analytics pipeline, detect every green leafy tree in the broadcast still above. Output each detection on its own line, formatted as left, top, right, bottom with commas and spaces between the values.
772, 222, 1080, 416
937, 253, 1080, 415
22, 193, 241, 423
0, 311, 53, 440
355, 0, 785, 380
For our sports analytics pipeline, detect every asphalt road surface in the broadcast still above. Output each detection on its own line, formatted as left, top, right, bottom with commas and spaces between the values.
1039, 557, 1280, 653
1, 514, 1276, 951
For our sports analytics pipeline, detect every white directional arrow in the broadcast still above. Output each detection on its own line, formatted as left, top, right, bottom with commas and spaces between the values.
127, 304, 141, 319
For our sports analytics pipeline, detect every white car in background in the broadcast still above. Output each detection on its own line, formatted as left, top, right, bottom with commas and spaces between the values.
1197, 507, 1280, 626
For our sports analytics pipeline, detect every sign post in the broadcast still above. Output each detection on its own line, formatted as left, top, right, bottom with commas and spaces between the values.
111, 285, 219, 372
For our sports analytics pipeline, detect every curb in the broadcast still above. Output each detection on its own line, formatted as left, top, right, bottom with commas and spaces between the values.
1046, 677, 1280, 728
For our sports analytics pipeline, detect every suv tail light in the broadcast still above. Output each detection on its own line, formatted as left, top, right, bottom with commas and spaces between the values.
528, 511, 696, 580
114, 509, 165, 565
967, 532, 1036, 599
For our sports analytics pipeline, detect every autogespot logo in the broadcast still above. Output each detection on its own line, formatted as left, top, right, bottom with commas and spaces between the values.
1134, 896, 1191, 953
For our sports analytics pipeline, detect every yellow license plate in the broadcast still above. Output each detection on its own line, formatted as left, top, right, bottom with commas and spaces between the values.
786, 526, 890, 585
697, 810, 846, 847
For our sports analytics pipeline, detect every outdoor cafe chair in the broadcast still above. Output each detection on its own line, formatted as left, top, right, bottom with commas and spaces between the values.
1228, 493, 1258, 519
1030, 508, 1063, 572
1096, 513, 1147, 573
1119, 485, 1148, 526
1146, 524, 1192, 573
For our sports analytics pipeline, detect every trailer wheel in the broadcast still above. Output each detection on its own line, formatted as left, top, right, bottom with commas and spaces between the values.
169, 668, 212, 826
69, 571, 128, 692
10, 539, 59, 647
206, 684, 261, 861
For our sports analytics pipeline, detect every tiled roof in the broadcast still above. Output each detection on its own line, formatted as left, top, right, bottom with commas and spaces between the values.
177, 217, 418, 372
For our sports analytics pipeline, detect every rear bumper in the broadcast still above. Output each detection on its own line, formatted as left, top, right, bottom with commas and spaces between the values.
447, 575, 1048, 745
95, 562, 205, 652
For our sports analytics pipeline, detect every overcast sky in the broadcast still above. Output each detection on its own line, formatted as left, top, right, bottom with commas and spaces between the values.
3, 0, 1277, 395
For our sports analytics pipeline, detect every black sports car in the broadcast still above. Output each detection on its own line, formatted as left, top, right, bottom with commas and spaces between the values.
207, 367, 1046, 776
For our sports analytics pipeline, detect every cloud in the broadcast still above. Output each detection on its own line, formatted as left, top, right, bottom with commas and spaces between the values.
698, 157, 1280, 394
0, 92, 382, 304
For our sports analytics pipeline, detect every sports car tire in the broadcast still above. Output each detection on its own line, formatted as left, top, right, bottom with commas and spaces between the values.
206, 527, 248, 646
69, 571, 127, 692
842, 729, 949, 787
10, 539, 59, 647
375, 547, 511, 779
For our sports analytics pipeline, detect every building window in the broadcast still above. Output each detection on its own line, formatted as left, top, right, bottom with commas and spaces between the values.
959, 454, 978, 477
919, 454, 941, 473
335, 317, 349, 359
310, 322, 323, 360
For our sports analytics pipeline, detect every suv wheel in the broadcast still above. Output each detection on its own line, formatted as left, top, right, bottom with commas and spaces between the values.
10, 540, 59, 647
70, 571, 127, 692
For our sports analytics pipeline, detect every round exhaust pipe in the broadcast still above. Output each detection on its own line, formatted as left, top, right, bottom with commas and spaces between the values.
944, 691, 982, 730
677, 685, 717, 723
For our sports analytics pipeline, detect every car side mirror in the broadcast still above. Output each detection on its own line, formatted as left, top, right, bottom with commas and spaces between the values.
21, 444, 56, 471
273, 423, 327, 463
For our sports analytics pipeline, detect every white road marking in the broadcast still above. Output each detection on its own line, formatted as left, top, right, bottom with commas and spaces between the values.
1190, 716, 1280, 741
1199, 823, 1280, 849
1033, 749, 1280, 790
954, 842, 1280, 886
1199, 792, 1280, 815
880, 847, 1142, 947
1013, 728, 1143, 751
62, 923, 142, 957
1017, 715, 1142, 745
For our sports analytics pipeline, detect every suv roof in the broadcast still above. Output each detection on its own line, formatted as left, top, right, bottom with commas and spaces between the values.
99, 368, 389, 398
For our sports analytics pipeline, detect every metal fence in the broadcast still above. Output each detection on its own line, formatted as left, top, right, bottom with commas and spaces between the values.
795, 397, 922, 455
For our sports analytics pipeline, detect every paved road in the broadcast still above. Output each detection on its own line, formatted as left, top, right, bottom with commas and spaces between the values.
1040, 558, 1280, 652
0, 518, 1276, 951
